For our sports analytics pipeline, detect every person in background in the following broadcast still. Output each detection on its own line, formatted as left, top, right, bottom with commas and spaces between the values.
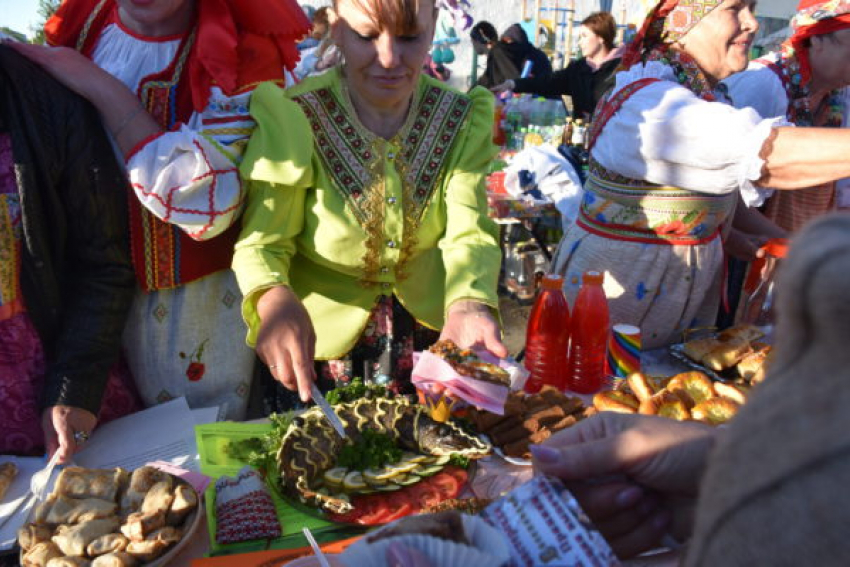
295, 7, 336, 80
0, 45, 137, 463
299, 4, 320, 50
475, 22, 552, 88
724, 0, 850, 233
492, 12, 624, 120
233, 0, 505, 408
532, 212, 850, 564
548, 0, 850, 349
11, 0, 310, 421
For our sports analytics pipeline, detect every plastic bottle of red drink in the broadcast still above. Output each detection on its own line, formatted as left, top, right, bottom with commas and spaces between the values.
566, 271, 610, 394
524, 275, 571, 393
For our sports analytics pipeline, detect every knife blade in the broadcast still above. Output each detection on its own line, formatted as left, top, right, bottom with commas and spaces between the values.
310, 382, 347, 439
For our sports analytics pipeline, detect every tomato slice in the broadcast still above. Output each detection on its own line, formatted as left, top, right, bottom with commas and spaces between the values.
382, 492, 414, 522
406, 481, 443, 511
442, 466, 469, 487
355, 498, 390, 525
430, 472, 461, 500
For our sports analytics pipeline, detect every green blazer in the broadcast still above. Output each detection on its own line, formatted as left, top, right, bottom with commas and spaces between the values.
234, 69, 501, 358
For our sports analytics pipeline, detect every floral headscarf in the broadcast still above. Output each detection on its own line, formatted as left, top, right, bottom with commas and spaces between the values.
786, 0, 850, 84
622, 0, 724, 67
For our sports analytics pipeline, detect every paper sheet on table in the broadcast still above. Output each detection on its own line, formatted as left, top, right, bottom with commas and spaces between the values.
74, 398, 215, 471
0, 399, 218, 550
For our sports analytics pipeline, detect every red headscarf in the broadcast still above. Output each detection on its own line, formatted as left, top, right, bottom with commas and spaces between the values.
622, 0, 724, 68
787, 0, 850, 84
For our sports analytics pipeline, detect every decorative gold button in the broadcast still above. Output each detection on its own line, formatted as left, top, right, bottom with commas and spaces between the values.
380, 266, 390, 274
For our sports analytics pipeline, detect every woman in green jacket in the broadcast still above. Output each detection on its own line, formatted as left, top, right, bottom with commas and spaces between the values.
233, 0, 505, 408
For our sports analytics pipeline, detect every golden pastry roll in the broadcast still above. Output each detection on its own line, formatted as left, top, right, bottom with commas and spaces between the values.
51, 517, 120, 557
682, 337, 721, 363
139, 481, 174, 517
33, 494, 58, 525
90, 553, 138, 567
121, 511, 166, 541
54, 468, 127, 502
45, 557, 91, 567
718, 324, 764, 343
701, 337, 751, 371
0, 461, 18, 502
166, 484, 198, 525
21, 542, 63, 567
18, 524, 55, 552
87, 533, 129, 557
121, 467, 172, 514
44, 496, 117, 525
147, 526, 182, 545
125, 538, 169, 562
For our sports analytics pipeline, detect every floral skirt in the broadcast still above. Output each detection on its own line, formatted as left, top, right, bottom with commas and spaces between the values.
258, 296, 440, 413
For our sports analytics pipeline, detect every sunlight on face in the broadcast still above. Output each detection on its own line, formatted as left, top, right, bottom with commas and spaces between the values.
677, 0, 759, 83
332, 0, 436, 111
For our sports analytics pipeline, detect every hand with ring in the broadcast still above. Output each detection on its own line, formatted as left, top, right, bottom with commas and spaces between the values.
42, 405, 97, 464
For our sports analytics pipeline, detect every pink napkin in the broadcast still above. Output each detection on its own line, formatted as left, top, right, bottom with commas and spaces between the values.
411, 350, 511, 414
148, 461, 212, 494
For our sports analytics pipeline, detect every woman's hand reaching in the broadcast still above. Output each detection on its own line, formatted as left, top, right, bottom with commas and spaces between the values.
440, 300, 507, 359
41, 406, 97, 464
256, 286, 317, 402
530, 412, 717, 558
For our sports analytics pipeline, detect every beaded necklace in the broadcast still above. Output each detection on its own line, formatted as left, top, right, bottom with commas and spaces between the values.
645, 45, 718, 101
776, 46, 845, 127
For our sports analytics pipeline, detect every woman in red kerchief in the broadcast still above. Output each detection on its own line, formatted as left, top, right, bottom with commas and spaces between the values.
725, 0, 850, 232
549, 0, 850, 350
9, 0, 310, 420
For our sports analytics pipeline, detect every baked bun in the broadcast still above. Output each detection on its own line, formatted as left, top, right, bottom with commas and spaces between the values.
593, 390, 639, 414
666, 372, 715, 407
627, 373, 656, 402
736, 348, 769, 380
691, 398, 740, 425
713, 382, 748, 405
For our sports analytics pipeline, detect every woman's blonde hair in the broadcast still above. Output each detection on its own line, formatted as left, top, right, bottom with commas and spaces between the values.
332, 0, 434, 34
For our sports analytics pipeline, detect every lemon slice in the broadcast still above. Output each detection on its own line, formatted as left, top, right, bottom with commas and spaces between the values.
400, 452, 428, 464
363, 467, 397, 483
323, 467, 348, 488
343, 471, 367, 492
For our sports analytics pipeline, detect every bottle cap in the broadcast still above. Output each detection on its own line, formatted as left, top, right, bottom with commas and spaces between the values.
583, 270, 604, 285
763, 238, 788, 258
541, 275, 565, 290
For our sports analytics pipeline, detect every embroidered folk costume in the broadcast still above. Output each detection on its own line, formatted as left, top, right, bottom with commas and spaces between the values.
550, 0, 787, 348
724, 0, 850, 232
45, 0, 309, 419
234, 70, 501, 402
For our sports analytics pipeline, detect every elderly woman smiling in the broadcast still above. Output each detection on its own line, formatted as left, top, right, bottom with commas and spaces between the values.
233, 0, 504, 407
549, 0, 850, 349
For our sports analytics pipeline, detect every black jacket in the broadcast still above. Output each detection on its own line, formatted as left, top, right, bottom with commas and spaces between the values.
0, 46, 135, 414
513, 56, 621, 120
476, 41, 553, 89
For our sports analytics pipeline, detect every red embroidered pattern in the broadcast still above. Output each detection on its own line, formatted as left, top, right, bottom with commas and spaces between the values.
215, 490, 281, 544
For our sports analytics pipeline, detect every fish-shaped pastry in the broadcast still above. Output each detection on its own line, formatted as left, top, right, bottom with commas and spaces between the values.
276, 397, 490, 513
